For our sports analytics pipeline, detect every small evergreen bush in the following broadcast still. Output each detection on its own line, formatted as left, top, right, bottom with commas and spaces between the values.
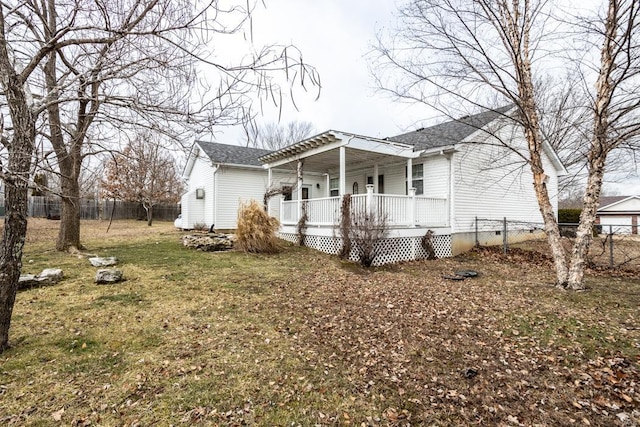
558, 208, 581, 223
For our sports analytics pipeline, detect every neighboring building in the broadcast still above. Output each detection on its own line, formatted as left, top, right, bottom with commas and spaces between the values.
180, 107, 567, 264
596, 195, 640, 234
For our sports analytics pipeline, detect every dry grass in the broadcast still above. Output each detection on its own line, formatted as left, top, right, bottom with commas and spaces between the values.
1, 219, 639, 426
511, 235, 640, 272
235, 200, 280, 254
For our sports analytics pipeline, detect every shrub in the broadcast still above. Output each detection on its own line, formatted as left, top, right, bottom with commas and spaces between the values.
296, 201, 308, 246
235, 200, 281, 253
350, 210, 389, 267
338, 195, 352, 259
336, 195, 389, 267
559, 208, 581, 223
192, 222, 209, 233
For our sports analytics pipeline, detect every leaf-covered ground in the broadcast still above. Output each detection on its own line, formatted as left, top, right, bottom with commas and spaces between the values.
1, 219, 639, 426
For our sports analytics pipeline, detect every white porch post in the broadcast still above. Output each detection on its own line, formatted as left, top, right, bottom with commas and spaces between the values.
267, 167, 273, 215
408, 187, 416, 226
406, 158, 413, 195
325, 174, 330, 197
280, 195, 284, 223
339, 146, 346, 196
373, 164, 379, 193
297, 160, 303, 222
366, 184, 374, 217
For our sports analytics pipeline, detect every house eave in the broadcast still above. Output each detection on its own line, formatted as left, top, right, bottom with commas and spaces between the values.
598, 195, 640, 211
597, 210, 639, 215
215, 162, 264, 170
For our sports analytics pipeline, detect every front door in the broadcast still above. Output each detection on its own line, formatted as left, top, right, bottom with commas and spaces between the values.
301, 186, 310, 200
367, 175, 384, 193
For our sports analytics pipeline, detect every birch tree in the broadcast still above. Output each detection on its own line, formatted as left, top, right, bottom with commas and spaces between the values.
373, 0, 640, 290
0, 0, 318, 352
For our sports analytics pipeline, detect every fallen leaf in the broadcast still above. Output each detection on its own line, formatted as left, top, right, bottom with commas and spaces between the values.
52, 408, 64, 421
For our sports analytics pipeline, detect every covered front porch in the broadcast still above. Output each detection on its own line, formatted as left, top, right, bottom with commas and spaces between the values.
261, 130, 452, 231
279, 186, 449, 228
260, 131, 454, 264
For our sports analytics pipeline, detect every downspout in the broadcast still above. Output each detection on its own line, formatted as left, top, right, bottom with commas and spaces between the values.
213, 164, 219, 229
445, 151, 453, 230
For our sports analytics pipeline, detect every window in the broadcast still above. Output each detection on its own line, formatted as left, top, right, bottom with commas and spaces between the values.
407, 164, 423, 195
282, 186, 292, 201
367, 175, 384, 193
330, 177, 339, 196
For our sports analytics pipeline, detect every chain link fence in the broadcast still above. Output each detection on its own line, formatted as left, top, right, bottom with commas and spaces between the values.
475, 217, 640, 270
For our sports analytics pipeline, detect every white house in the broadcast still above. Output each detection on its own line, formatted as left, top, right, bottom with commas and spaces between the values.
180, 107, 567, 264
596, 195, 640, 234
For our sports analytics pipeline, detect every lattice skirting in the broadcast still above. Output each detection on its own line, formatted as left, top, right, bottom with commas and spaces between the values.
278, 233, 452, 266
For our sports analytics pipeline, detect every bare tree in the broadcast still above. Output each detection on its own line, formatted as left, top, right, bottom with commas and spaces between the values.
349, 209, 389, 268
0, 5, 35, 351
101, 132, 183, 226
243, 120, 315, 150
373, 0, 640, 290
27, 1, 317, 251
0, 0, 318, 352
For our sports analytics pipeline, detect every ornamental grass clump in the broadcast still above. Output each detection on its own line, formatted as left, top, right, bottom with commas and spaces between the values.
235, 200, 281, 253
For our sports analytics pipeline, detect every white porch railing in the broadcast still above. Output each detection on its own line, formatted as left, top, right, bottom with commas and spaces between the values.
280, 185, 448, 227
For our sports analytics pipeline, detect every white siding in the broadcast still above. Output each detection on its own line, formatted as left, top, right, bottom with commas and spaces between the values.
266, 169, 326, 218
599, 215, 633, 234
181, 149, 215, 229
451, 124, 559, 233
215, 166, 270, 229
422, 156, 450, 198
600, 198, 640, 212
267, 170, 295, 219
382, 164, 407, 195
215, 167, 326, 229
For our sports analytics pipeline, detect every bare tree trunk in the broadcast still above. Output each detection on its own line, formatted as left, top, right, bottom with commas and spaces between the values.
146, 204, 153, 226
43, 18, 85, 252
56, 176, 82, 251
508, 9, 569, 286
0, 176, 30, 352
0, 78, 36, 352
525, 125, 570, 286
566, 161, 605, 289
566, 0, 619, 290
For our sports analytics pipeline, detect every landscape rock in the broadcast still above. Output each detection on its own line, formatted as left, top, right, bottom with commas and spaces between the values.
18, 274, 38, 289
39, 268, 64, 282
18, 268, 64, 290
95, 268, 124, 284
182, 234, 234, 252
89, 256, 118, 267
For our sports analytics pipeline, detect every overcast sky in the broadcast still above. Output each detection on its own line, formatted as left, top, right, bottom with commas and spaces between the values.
208, 0, 638, 195
212, 0, 435, 142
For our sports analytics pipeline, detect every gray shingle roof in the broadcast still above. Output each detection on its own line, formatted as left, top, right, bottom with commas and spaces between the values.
196, 140, 273, 166
388, 105, 514, 150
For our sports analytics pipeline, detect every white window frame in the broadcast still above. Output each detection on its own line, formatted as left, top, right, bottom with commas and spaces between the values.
406, 164, 424, 195
329, 177, 339, 197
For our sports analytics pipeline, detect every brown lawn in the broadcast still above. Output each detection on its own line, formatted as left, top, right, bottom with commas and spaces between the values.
1, 219, 638, 426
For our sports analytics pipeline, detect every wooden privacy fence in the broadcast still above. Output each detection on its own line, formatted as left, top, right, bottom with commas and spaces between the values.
22, 196, 180, 221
